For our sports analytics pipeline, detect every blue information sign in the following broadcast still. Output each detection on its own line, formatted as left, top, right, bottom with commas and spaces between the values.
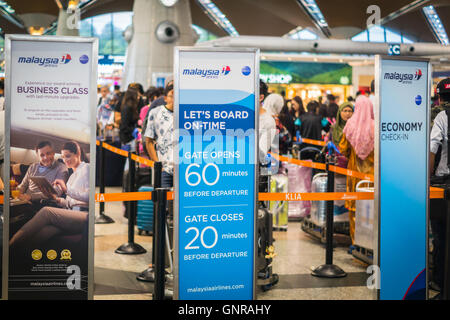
174, 49, 258, 300
376, 57, 430, 300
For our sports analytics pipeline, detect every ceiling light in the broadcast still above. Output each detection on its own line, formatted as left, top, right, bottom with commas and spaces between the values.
423, 5, 449, 45
159, 0, 179, 7
28, 26, 45, 35
296, 0, 331, 37
196, 0, 238, 36
68, 0, 79, 10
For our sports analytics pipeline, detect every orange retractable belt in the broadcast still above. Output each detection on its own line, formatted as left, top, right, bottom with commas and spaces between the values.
101, 141, 129, 158
2, 140, 445, 205
271, 153, 326, 170
100, 138, 374, 181
259, 192, 374, 201
131, 153, 155, 167
1, 187, 445, 205
430, 187, 445, 199
328, 165, 374, 182
95, 192, 152, 202
93, 191, 375, 202
99, 141, 154, 167
38, 140, 431, 203
92, 187, 444, 202
297, 137, 327, 147
94, 191, 174, 202
271, 153, 375, 182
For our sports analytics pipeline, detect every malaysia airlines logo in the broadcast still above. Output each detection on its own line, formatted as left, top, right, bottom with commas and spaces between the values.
241, 66, 251, 76
18, 53, 72, 67
182, 65, 231, 79
414, 69, 422, 80
383, 68, 423, 84
61, 54, 72, 64
79, 54, 89, 64
222, 66, 231, 75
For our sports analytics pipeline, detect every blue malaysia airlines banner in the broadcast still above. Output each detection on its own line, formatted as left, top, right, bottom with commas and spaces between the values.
377, 57, 430, 300
175, 49, 258, 300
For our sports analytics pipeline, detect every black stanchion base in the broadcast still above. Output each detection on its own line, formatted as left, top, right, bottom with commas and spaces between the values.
153, 289, 173, 301
163, 288, 173, 300
136, 267, 155, 282
311, 264, 347, 278
137, 268, 173, 283
115, 242, 147, 255
95, 214, 115, 224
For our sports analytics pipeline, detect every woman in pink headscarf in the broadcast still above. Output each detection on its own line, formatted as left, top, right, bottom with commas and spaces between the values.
339, 95, 375, 244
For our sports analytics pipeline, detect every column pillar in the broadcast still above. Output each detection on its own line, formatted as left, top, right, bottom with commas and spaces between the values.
122, 0, 195, 89
56, 6, 80, 36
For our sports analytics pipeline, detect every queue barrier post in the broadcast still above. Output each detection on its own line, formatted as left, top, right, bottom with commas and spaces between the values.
153, 187, 170, 300
115, 151, 147, 255
311, 149, 347, 278
95, 139, 115, 224
136, 162, 162, 282
152, 162, 163, 265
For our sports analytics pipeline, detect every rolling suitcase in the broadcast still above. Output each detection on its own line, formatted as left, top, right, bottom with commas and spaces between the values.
269, 172, 288, 231
136, 186, 154, 235
122, 161, 152, 220
283, 161, 312, 220
256, 172, 279, 292
354, 180, 375, 250
310, 173, 349, 227
290, 146, 322, 220
256, 205, 279, 291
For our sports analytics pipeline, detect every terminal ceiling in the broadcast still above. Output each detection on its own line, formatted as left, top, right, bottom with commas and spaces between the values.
1, 0, 449, 44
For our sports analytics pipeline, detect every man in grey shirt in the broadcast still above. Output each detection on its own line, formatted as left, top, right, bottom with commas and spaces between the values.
18, 141, 69, 202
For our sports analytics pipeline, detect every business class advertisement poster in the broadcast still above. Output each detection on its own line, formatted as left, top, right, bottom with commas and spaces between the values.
4, 36, 97, 300
174, 49, 259, 300
376, 57, 430, 300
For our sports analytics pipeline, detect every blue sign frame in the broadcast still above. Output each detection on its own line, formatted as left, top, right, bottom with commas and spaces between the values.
375, 56, 431, 300
173, 47, 259, 300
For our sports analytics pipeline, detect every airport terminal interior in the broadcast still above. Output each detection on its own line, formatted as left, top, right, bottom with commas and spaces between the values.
0, 0, 450, 301
93, 194, 376, 300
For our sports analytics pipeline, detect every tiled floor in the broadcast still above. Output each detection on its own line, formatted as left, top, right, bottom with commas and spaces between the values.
94, 191, 154, 300
94, 186, 375, 300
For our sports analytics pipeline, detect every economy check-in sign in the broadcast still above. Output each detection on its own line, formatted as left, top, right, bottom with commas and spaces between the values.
174, 48, 259, 300
376, 56, 430, 300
